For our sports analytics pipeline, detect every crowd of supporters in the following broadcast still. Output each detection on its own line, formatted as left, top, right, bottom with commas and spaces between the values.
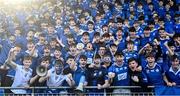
0, 0, 179, 95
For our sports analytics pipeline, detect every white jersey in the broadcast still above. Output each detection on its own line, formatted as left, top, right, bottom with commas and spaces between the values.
47, 67, 67, 87
11, 65, 32, 94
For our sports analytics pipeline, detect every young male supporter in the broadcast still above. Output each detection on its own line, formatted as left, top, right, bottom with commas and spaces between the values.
65, 44, 78, 61
127, 27, 140, 51
4, 48, 33, 94
30, 56, 50, 93
123, 41, 138, 63
0, 35, 16, 65
128, 58, 147, 93
114, 28, 126, 51
86, 54, 109, 93
24, 40, 38, 70
108, 52, 130, 94
79, 32, 91, 46
138, 43, 157, 67
63, 55, 87, 93
165, 55, 180, 86
84, 43, 94, 64
49, 38, 59, 54
143, 53, 170, 86
158, 27, 171, 50
87, 21, 95, 40
0, 44, 22, 93
36, 33, 47, 54
140, 26, 154, 47
66, 34, 76, 47
39, 60, 74, 93
51, 46, 64, 66
173, 34, 180, 57
98, 44, 107, 59
92, 32, 101, 49
102, 52, 113, 69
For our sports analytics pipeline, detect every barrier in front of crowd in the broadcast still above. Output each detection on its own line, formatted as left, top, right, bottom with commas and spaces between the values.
0, 86, 155, 96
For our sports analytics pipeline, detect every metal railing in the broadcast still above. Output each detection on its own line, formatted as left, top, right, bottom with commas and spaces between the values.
0, 86, 155, 96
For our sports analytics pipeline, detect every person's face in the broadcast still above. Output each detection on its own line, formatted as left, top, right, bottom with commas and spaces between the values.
69, 46, 76, 53
55, 64, 63, 75
129, 60, 138, 71
127, 43, 134, 51
0, 27, 5, 33
27, 31, 34, 39
95, 15, 101, 21
79, 58, 87, 68
64, 28, 70, 34
145, 45, 153, 52
41, 60, 49, 68
86, 43, 93, 51
27, 43, 34, 51
94, 35, 100, 42
116, 5, 122, 10
23, 59, 32, 69
117, 23, 123, 28
147, 57, 155, 67
137, 5, 142, 9
13, 46, 21, 55
44, 12, 50, 19
67, 38, 74, 44
67, 58, 76, 68
66, 58, 75, 65
48, 26, 55, 34
103, 56, 111, 63
28, 20, 35, 26
69, 20, 76, 26
56, 19, 62, 26
74, 26, 79, 32
115, 55, 124, 64
39, 37, 45, 44
172, 58, 179, 69
111, 46, 117, 53
9, 36, 15, 43
50, 40, 56, 47
15, 30, 21, 36
130, 31, 136, 38
80, 18, 86, 23
149, 4, 153, 10
159, 1, 163, 6
94, 58, 101, 65
84, 12, 89, 16
98, 47, 106, 55
103, 4, 109, 10
77, 8, 82, 13
116, 30, 122, 37
44, 48, 50, 54
159, 30, 166, 37
104, 36, 110, 42
88, 24, 94, 30
165, 4, 170, 10
147, 0, 152, 3
41, 23, 48, 29
54, 50, 61, 58
149, 24, 154, 29
91, 2, 97, 8
102, 26, 108, 32
82, 35, 89, 43
144, 30, 150, 36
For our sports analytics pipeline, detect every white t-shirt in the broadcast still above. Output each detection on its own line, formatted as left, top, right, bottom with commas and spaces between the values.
47, 67, 67, 87
11, 65, 32, 94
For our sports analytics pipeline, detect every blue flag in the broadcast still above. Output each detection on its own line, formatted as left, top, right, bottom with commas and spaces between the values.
155, 86, 180, 96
